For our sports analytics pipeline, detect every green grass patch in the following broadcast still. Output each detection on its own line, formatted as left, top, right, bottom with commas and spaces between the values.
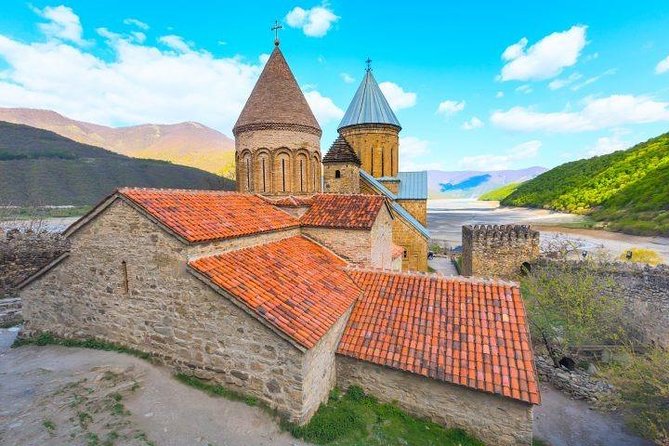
42, 419, 56, 432
285, 385, 483, 446
479, 182, 522, 201
12, 332, 152, 361
174, 373, 260, 407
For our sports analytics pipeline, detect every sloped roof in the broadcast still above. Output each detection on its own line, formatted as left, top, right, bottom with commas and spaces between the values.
339, 269, 540, 405
300, 194, 387, 230
233, 47, 321, 136
397, 171, 428, 200
189, 236, 360, 349
322, 136, 361, 165
118, 188, 299, 243
359, 171, 429, 238
338, 70, 401, 130
259, 194, 315, 208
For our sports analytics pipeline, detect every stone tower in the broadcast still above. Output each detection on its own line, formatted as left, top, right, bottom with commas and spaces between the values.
337, 66, 401, 186
461, 225, 540, 279
322, 136, 361, 194
233, 45, 322, 195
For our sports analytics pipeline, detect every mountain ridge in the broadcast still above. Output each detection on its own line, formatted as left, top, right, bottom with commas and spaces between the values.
427, 166, 547, 199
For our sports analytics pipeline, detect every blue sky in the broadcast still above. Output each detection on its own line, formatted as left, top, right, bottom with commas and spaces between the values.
1, 1, 668, 172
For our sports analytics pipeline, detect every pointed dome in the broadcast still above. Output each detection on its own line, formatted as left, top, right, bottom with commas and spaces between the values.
233, 47, 321, 136
323, 136, 361, 165
338, 70, 401, 130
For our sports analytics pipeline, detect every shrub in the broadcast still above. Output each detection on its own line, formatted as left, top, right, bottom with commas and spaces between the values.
618, 248, 663, 266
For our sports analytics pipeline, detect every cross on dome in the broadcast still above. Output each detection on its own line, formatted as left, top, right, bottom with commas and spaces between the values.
271, 20, 283, 46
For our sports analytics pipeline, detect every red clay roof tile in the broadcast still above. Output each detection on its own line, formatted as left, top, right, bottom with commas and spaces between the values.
119, 188, 299, 243
189, 236, 360, 349
338, 269, 540, 405
300, 194, 386, 230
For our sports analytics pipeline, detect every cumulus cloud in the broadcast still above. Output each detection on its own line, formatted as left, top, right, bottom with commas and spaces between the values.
586, 129, 629, 157
656, 54, 669, 74
303, 89, 344, 123
399, 136, 443, 171
33, 5, 85, 45
491, 95, 669, 132
462, 116, 484, 130
0, 7, 274, 132
340, 72, 355, 83
379, 81, 416, 111
459, 140, 541, 170
499, 25, 587, 81
159, 35, 191, 53
123, 18, 149, 30
285, 5, 339, 37
436, 99, 465, 116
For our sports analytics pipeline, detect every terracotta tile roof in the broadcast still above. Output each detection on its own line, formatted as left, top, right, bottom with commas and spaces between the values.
233, 47, 321, 136
189, 236, 360, 349
322, 136, 361, 165
258, 194, 315, 208
119, 188, 299, 243
391, 244, 404, 259
300, 194, 386, 230
338, 269, 540, 405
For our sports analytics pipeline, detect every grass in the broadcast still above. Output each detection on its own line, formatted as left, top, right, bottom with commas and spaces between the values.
42, 419, 56, 432
618, 248, 663, 266
12, 332, 152, 361
478, 182, 522, 201
174, 373, 261, 407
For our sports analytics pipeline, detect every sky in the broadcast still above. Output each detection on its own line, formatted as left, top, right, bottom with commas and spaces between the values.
0, 1, 668, 172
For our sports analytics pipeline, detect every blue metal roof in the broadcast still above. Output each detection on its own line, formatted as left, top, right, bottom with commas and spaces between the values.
397, 171, 428, 200
359, 170, 429, 239
338, 70, 401, 130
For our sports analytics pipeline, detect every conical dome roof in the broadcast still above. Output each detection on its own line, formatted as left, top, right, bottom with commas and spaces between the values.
338, 70, 401, 130
233, 47, 321, 136
323, 136, 361, 165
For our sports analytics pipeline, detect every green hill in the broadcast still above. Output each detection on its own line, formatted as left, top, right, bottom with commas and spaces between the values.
479, 182, 522, 201
0, 121, 235, 207
501, 132, 669, 236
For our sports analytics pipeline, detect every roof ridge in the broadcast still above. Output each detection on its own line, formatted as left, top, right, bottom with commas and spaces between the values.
344, 265, 519, 287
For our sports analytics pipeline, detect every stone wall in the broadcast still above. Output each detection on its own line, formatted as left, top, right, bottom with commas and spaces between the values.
395, 199, 427, 227
0, 297, 22, 327
339, 124, 399, 178
392, 212, 428, 272
336, 356, 533, 446
0, 229, 69, 298
462, 225, 540, 278
302, 227, 372, 266
369, 206, 393, 268
535, 259, 669, 348
20, 199, 310, 421
322, 163, 360, 194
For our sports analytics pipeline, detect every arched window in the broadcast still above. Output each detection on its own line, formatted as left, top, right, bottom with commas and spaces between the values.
256, 152, 270, 193
295, 153, 308, 192
275, 151, 291, 193
335, 170, 341, 179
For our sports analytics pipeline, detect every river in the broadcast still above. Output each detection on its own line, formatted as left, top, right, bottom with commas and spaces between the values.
428, 199, 669, 263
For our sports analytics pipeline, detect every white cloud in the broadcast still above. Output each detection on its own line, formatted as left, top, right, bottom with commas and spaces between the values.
340, 72, 355, 83
459, 140, 541, 170
656, 54, 669, 74
548, 72, 582, 90
123, 18, 149, 30
285, 5, 339, 37
491, 95, 669, 132
399, 136, 443, 171
33, 5, 85, 45
0, 8, 268, 133
515, 84, 533, 94
499, 25, 587, 81
130, 32, 146, 44
379, 81, 416, 111
259, 53, 270, 65
462, 116, 484, 130
585, 129, 629, 157
496, 91, 504, 98
571, 68, 616, 91
436, 99, 465, 116
303, 90, 344, 123
158, 35, 191, 53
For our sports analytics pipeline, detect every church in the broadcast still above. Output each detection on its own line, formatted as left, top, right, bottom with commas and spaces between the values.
234, 42, 429, 271
17, 39, 539, 446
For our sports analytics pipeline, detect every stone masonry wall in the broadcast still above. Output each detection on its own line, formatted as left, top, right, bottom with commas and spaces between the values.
20, 199, 309, 421
1, 229, 69, 298
535, 259, 669, 348
322, 163, 360, 194
462, 225, 540, 278
302, 227, 372, 267
336, 356, 533, 446
370, 206, 393, 269
339, 125, 399, 178
392, 213, 428, 272
395, 199, 427, 227
0, 297, 22, 327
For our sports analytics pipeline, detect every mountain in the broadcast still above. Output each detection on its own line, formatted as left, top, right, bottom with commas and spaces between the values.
479, 182, 522, 201
502, 132, 669, 236
0, 108, 235, 177
0, 121, 234, 206
427, 167, 547, 199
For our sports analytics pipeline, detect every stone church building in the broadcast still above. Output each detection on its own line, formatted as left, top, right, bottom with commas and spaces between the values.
18, 41, 540, 445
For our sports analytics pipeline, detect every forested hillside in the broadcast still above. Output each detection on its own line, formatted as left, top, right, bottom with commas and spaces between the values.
0, 121, 234, 206
502, 132, 669, 236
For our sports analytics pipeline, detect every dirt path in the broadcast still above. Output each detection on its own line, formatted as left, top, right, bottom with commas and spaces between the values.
0, 329, 311, 446
533, 383, 653, 446
428, 256, 458, 276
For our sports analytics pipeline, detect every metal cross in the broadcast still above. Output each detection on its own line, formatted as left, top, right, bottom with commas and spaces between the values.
365, 57, 372, 72
271, 20, 283, 46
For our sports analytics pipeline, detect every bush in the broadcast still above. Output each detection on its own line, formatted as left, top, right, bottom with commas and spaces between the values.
618, 248, 663, 266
